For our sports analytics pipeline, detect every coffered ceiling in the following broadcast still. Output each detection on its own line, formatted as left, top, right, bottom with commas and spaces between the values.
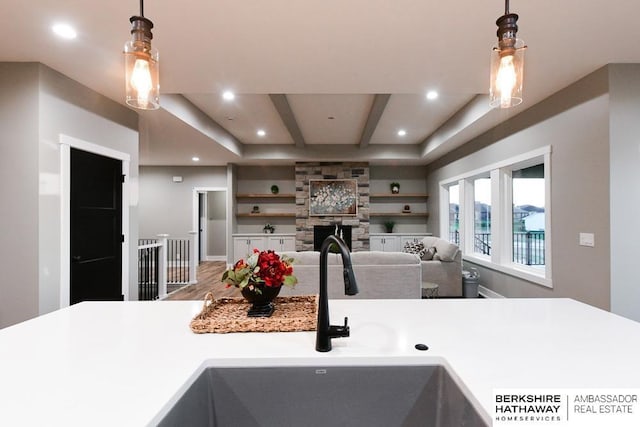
2, 0, 639, 165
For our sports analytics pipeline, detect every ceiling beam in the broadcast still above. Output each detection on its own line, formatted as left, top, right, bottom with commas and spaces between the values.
359, 94, 391, 148
269, 94, 306, 148
419, 94, 493, 161
242, 143, 422, 163
161, 94, 244, 156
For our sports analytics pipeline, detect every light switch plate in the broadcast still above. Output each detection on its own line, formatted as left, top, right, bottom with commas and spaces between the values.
579, 232, 595, 247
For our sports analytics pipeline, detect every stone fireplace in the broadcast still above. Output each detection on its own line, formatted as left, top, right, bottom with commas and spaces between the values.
295, 162, 369, 251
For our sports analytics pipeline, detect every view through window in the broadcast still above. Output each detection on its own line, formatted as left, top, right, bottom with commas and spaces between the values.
474, 177, 491, 256
448, 184, 459, 245
512, 164, 545, 267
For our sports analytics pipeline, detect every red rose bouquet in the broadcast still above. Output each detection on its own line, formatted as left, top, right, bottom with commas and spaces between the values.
222, 249, 297, 293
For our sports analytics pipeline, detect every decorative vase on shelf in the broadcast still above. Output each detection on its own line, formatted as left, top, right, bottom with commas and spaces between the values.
241, 284, 282, 317
263, 223, 275, 234
390, 182, 400, 194
270, 185, 279, 194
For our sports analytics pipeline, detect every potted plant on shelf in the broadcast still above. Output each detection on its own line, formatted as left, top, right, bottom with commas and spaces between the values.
383, 220, 395, 233
263, 223, 275, 234
390, 182, 400, 194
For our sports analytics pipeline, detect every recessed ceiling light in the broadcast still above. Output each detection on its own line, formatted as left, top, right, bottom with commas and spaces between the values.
426, 91, 439, 100
222, 91, 235, 101
192, 157, 200, 162
52, 23, 77, 39
257, 129, 266, 137
397, 130, 407, 136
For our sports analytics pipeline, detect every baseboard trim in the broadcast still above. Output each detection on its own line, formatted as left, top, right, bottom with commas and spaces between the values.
478, 285, 505, 299
206, 256, 226, 261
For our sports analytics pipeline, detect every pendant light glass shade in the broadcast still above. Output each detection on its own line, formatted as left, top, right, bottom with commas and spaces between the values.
489, 2, 526, 109
490, 37, 525, 108
124, 14, 159, 110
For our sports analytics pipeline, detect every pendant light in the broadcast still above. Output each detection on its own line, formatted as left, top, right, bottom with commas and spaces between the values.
124, 0, 159, 110
490, 0, 526, 109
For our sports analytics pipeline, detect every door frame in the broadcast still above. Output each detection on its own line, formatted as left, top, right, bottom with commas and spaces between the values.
59, 134, 130, 308
199, 192, 208, 262
192, 187, 227, 262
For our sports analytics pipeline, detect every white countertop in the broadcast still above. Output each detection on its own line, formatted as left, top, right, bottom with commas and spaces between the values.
1, 298, 639, 426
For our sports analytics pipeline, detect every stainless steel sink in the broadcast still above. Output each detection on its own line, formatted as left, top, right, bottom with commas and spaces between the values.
156, 365, 488, 427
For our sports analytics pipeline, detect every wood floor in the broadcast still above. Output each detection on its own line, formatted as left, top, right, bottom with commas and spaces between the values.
164, 261, 240, 300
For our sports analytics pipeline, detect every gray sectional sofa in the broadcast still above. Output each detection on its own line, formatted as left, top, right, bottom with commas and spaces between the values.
418, 236, 463, 297
278, 236, 462, 299
279, 251, 422, 299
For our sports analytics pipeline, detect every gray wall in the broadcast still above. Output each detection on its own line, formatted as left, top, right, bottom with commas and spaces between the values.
38, 65, 139, 311
0, 63, 139, 328
608, 65, 640, 322
426, 69, 612, 310
0, 63, 40, 328
138, 166, 227, 239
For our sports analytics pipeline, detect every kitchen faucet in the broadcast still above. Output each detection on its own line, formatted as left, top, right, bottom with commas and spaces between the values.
316, 234, 359, 352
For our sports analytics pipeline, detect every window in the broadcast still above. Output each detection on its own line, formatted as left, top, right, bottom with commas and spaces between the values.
448, 184, 459, 245
440, 147, 551, 287
512, 164, 545, 268
473, 177, 491, 256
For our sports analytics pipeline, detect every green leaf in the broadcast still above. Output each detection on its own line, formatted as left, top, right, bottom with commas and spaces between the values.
283, 275, 298, 287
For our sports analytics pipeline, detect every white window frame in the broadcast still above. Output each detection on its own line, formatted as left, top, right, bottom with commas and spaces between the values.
439, 146, 552, 288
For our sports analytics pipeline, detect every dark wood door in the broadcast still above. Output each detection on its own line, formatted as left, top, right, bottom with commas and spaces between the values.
70, 148, 123, 304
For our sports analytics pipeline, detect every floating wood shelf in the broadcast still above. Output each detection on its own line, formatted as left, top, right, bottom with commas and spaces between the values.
370, 212, 430, 217
236, 193, 295, 199
370, 193, 429, 198
237, 212, 296, 218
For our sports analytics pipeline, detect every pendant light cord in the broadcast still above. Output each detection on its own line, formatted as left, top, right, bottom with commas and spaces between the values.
504, 0, 509, 15
140, 0, 144, 17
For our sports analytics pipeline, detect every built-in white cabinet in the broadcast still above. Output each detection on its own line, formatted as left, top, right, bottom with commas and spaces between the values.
370, 233, 432, 252
232, 236, 267, 261
232, 234, 296, 261
268, 235, 296, 252
370, 235, 400, 252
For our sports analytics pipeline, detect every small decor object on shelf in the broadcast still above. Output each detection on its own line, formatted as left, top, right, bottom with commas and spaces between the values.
390, 182, 400, 194
222, 249, 298, 317
252, 205, 260, 214
263, 223, 275, 234
402, 205, 411, 213
383, 220, 395, 233
270, 184, 279, 194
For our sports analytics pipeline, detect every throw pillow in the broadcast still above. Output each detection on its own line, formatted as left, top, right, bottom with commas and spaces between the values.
432, 240, 459, 262
402, 241, 427, 259
422, 246, 436, 260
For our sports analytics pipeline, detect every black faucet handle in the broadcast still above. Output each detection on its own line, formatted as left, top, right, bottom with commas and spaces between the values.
328, 317, 350, 338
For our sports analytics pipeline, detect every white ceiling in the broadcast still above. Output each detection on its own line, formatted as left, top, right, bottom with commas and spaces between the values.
2, 0, 639, 165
